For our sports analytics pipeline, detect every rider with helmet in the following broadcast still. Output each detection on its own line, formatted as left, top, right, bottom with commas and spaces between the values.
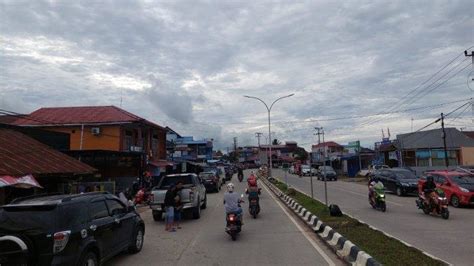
224, 183, 244, 223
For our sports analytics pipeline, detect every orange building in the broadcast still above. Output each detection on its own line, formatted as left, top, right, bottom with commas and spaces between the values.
14, 106, 168, 190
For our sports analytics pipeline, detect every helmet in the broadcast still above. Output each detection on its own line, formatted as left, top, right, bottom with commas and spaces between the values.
248, 178, 257, 187
427, 176, 434, 182
227, 183, 235, 192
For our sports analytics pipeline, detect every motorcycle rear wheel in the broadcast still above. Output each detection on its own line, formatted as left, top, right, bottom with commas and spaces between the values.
441, 209, 449, 220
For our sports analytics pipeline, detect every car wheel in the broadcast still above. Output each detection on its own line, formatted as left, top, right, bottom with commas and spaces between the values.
192, 199, 201, 219
201, 195, 207, 209
152, 211, 163, 221
450, 195, 460, 208
79, 251, 98, 266
396, 187, 403, 197
128, 226, 144, 254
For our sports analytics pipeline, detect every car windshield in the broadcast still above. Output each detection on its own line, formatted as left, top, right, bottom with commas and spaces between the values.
199, 172, 215, 179
451, 176, 474, 185
160, 175, 194, 188
394, 171, 417, 180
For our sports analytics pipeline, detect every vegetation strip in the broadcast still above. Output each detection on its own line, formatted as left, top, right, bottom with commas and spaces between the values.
263, 177, 447, 266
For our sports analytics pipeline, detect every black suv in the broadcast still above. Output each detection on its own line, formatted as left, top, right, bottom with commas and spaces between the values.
0, 192, 145, 266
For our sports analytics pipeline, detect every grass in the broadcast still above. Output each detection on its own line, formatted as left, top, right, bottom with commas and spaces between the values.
270, 178, 446, 266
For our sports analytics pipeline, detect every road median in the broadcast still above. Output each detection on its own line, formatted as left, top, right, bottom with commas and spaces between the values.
261, 177, 448, 266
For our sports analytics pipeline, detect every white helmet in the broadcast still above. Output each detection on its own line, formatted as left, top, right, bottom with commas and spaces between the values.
227, 183, 235, 192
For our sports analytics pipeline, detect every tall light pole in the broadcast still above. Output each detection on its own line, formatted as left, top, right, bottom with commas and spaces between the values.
244, 94, 295, 178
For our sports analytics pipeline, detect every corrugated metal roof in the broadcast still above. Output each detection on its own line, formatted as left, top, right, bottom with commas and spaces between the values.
13, 106, 164, 129
397, 128, 474, 150
0, 128, 96, 176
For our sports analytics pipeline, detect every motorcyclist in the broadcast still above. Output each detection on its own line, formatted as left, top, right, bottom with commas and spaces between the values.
238, 167, 244, 177
422, 176, 437, 208
368, 176, 380, 203
223, 183, 244, 224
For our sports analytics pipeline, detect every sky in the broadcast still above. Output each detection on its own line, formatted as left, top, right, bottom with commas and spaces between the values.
1, 0, 473, 151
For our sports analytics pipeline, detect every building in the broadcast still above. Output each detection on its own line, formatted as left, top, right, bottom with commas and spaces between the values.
13, 106, 168, 191
397, 128, 474, 172
311, 141, 344, 164
258, 141, 301, 166
172, 136, 213, 162
0, 126, 96, 204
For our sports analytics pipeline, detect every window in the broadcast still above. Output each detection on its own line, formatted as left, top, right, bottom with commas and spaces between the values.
435, 175, 446, 184
59, 203, 87, 229
106, 199, 126, 216
416, 150, 430, 167
90, 200, 109, 219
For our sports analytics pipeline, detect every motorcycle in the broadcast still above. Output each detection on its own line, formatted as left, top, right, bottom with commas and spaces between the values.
369, 186, 386, 212
416, 188, 449, 219
134, 188, 152, 205
238, 173, 244, 182
247, 188, 261, 218
225, 195, 244, 241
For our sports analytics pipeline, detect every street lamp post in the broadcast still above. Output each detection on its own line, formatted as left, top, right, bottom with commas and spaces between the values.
244, 94, 294, 178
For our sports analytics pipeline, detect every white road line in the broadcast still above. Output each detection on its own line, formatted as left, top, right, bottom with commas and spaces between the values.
261, 183, 336, 266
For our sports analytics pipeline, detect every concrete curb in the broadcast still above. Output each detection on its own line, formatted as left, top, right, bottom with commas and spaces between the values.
262, 177, 381, 266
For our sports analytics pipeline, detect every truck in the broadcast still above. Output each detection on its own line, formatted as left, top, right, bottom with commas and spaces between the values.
149, 173, 207, 221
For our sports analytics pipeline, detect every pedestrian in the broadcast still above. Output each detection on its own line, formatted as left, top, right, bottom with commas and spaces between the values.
174, 181, 184, 229
164, 183, 177, 232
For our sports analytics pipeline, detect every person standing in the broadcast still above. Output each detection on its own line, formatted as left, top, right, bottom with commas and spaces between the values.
164, 184, 177, 232
174, 181, 184, 229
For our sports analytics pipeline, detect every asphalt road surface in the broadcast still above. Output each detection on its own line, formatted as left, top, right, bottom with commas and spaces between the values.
107, 171, 343, 266
274, 169, 474, 266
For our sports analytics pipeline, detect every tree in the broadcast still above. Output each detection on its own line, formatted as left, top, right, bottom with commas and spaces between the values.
294, 147, 308, 162
272, 139, 282, 145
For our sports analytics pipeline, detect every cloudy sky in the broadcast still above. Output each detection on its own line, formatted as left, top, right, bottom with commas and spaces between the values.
1, 0, 473, 151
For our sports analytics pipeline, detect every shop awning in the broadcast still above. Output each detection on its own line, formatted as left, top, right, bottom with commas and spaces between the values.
0, 174, 43, 189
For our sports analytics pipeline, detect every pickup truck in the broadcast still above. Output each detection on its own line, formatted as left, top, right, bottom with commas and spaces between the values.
150, 173, 207, 221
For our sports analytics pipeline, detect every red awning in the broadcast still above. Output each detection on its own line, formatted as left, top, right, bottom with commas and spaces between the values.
0, 174, 43, 189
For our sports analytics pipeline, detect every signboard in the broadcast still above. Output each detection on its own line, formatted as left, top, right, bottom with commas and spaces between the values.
346, 141, 361, 154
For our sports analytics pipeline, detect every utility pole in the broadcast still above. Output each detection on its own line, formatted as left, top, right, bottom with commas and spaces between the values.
465, 50, 474, 123
233, 137, 238, 163
321, 128, 328, 206
255, 132, 263, 147
441, 113, 449, 168
411, 118, 414, 132
314, 127, 323, 145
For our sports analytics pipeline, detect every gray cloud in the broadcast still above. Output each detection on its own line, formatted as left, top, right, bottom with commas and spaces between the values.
0, 0, 473, 150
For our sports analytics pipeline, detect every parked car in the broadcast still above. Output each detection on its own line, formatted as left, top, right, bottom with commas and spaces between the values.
301, 165, 312, 176
418, 170, 474, 207
0, 192, 144, 266
358, 164, 390, 177
310, 167, 318, 176
199, 171, 221, 192
375, 168, 418, 196
317, 166, 337, 181
150, 173, 207, 221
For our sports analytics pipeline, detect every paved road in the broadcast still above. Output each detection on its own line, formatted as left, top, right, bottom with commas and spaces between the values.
108, 172, 342, 266
274, 169, 474, 266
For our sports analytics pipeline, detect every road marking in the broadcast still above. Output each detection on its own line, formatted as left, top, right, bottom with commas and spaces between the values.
261, 183, 336, 266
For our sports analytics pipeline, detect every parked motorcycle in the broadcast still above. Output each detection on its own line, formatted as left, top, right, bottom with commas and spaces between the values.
369, 186, 386, 212
134, 188, 152, 205
416, 188, 449, 219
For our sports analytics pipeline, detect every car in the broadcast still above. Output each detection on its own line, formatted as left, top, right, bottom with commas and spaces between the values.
199, 171, 221, 192
317, 166, 337, 181
0, 192, 144, 266
375, 168, 418, 196
310, 167, 318, 176
301, 165, 312, 176
150, 173, 207, 221
418, 170, 474, 207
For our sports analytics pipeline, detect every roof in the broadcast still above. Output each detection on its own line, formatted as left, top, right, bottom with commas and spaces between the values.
312, 141, 342, 149
463, 131, 474, 139
13, 106, 164, 129
0, 128, 96, 176
0, 115, 19, 125
166, 126, 182, 137
397, 128, 474, 150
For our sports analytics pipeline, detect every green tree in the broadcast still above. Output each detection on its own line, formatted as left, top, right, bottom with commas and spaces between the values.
294, 147, 308, 162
